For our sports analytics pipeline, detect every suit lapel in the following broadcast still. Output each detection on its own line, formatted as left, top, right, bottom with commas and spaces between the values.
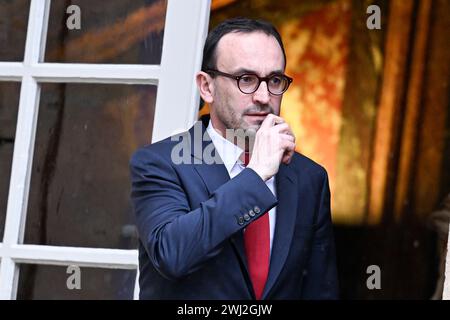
189, 118, 231, 201
189, 119, 254, 294
262, 163, 298, 299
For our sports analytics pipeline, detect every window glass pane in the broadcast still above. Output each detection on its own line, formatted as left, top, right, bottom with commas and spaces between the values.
0, 0, 30, 61
0, 82, 21, 241
45, 0, 167, 64
17, 264, 136, 299
24, 83, 155, 249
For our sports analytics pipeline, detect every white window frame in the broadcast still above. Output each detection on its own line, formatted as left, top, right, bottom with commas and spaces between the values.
444, 230, 450, 299
0, 0, 211, 300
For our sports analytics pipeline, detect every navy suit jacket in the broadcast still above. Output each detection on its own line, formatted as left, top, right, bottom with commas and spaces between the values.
130, 116, 338, 299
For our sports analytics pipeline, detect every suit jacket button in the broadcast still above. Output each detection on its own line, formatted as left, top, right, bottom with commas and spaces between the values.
237, 216, 244, 225
249, 210, 255, 217
243, 214, 250, 221
254, 206, 261, 214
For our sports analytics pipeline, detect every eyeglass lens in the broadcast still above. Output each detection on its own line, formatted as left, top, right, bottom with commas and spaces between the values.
238, 74, 288, 94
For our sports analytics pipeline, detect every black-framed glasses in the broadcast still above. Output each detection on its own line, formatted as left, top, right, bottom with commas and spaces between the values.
206, 69, 293, 95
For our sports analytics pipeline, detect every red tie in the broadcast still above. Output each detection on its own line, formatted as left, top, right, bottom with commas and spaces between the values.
242, 152, 270, 300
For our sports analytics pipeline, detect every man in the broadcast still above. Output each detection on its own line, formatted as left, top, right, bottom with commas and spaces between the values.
130, 18, 338, 299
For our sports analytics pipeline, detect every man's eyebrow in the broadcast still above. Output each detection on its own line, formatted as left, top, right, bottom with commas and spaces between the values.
231, 68, 285, 76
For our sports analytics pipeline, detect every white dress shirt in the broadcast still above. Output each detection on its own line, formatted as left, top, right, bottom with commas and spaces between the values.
207, 121, 277, 254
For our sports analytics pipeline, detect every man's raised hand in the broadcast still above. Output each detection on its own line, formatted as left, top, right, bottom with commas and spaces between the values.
247, 114, 296, 181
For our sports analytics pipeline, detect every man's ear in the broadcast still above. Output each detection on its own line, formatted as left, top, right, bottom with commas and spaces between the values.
196, 71, 214, 104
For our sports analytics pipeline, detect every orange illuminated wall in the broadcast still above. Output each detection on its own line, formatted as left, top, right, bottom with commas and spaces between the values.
280, 0, 351, 202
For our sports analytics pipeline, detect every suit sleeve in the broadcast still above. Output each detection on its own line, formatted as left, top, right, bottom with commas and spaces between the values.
130, 148, 278, 281
300, 169, 339, 299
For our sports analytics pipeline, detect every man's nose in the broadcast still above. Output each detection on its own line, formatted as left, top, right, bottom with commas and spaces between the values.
252, 81, 270, 104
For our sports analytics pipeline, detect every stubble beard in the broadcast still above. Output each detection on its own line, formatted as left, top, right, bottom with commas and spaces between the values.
218, 104, 256, 134
218, 104, 276, 151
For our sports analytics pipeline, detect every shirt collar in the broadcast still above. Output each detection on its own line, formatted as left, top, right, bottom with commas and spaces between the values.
206, 120, 244, 173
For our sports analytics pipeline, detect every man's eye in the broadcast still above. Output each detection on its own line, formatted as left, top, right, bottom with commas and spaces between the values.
240, 75, 256, 83
270, 76, 282, 85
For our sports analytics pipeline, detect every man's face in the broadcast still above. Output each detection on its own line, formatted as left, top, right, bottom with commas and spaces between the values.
209, 31, 285, 135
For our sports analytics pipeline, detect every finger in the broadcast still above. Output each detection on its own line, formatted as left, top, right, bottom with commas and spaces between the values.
276, 126, 296, 143
272, 123, 290, 133
287, 141, 296, 152
266, 114, 285, 127
279, 133, 295, 142
260, 113, 276, 130
272, 115, 285, 125
276, 123, 294, 136
281, 154, 290, 164
280, 140, 296, 153
282, 147, 295, 164
284, 127, 295, 138
282, 155, 293, 165
281, 150, 293, 164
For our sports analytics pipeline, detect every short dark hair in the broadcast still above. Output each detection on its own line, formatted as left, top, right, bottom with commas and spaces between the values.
201, 17, 287, 71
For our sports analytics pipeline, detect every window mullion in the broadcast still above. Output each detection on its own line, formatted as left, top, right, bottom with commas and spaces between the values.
0, 0, 50, 300
24, 0, 50, 65
0, 62, 25, 81
2, 76, 40, 251
0, 258, 19, 299
151, 0, 211, 142
8, 245, 138, 269
31, 63, 161, 84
